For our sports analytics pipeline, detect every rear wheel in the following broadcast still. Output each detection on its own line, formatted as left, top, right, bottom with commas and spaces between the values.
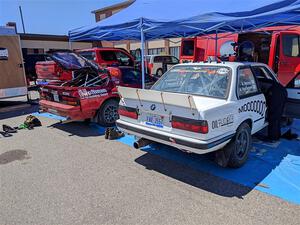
216, 122, 252, 168
227, 123, 252, 168
97, 99, 119, 127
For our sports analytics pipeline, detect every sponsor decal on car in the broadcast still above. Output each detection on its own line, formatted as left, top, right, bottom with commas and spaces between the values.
238, 100, 266, 116
78, 89, 108, 99
212, 114, 234, 129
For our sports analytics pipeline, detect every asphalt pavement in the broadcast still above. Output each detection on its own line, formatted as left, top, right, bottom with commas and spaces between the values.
0, 102, 300, 225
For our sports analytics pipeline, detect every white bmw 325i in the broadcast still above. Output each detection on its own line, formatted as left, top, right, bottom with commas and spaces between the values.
116, 62, 299, 168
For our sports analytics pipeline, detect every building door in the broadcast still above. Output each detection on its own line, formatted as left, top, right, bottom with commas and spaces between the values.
0, 35, 27, 98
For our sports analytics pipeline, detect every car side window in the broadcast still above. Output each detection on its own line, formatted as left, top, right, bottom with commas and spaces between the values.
293, 74, 300, 88
78, 51, 96, 61
237, 67, 259, 98
115, 51, 133, 66
154, 56, 163, 63
171, 56, 179, 64
251, 66, 275, 80
100, 51, 117, 61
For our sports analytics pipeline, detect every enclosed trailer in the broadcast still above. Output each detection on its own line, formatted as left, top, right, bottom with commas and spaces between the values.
0, 26, 27, 99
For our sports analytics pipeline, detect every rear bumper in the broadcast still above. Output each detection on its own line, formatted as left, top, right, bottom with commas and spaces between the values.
39, 99, 94, 121
116, 120, 234, 154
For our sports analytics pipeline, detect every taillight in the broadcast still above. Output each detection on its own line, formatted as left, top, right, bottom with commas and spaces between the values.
171, 116, 208, 134
61, 96, 79, 106
118, 106, 138, 119
148, 63, 153, 73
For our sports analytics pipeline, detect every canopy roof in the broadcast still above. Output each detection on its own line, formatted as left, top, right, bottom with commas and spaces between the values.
69, 0, 300, 41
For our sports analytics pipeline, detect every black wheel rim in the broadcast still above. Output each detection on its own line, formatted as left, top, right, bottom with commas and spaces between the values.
103, 105, 118, 124
235, 130, 249, 159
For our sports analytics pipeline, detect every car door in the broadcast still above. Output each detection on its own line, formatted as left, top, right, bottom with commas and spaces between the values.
285, 74, 300, 119
277, 32, 300, 86
252, 64, 300, 119
153, 56, 163, 74
236, 66, 267, 133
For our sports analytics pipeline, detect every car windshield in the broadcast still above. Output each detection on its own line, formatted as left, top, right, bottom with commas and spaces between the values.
50, 51, 101, 71
151, 65, 231, 98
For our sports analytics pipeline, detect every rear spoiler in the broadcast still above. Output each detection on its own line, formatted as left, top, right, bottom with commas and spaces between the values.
117, 86, 197, 110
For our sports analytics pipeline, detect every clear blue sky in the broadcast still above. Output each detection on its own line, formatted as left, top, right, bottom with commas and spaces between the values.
0, 0, 123, 35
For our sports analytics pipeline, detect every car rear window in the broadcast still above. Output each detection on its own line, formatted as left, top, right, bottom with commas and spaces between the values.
151, 65, 231, 99
78, 51, 96, 61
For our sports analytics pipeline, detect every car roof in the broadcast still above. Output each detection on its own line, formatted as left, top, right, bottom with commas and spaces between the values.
76, 48, 128, 52
146, 54, 174, 57
174, 61, 269, 69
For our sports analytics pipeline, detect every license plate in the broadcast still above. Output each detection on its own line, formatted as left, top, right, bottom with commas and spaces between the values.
53, 93, 59, 102
145, 114, 164, 128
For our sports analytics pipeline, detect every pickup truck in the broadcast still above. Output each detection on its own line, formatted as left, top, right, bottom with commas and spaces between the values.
116, 62, 300, 167
39, 50, 156, 126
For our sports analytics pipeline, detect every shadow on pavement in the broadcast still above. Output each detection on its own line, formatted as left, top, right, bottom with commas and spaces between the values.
49, 122, 105, 137
135, 150, 251, 198
122, 121, 300, 203
0, 100, 39, 120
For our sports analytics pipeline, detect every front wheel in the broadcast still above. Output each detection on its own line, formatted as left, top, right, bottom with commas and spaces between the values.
97, 99, 119, 127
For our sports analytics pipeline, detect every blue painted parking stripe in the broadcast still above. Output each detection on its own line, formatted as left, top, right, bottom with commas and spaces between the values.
32, 112, 67, 121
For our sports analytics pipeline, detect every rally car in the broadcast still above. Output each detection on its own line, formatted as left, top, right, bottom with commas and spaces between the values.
39, 51, 156, 126
116, 62, 300, 168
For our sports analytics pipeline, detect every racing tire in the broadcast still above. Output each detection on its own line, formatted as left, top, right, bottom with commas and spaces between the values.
97, 99, 119, 127
223, 122, 252, 168
156, 68, 163, 77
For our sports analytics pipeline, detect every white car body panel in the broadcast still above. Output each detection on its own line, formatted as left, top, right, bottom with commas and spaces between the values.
117, 62, 272, 154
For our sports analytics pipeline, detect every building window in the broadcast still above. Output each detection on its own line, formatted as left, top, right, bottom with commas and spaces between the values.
100, 13, 106, 20
148, 48, 164, 55
169, 46, 180, 59
22, 48, 44, 56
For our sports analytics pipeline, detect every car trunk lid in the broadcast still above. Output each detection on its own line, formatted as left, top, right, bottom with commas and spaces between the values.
117, 86, 225, 139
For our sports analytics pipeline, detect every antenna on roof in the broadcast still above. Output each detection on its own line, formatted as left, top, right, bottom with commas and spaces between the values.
19, 6, 26, 33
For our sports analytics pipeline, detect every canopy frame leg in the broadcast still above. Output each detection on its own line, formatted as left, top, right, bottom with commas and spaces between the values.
215, 29, 218, 62
140, 27, 145, 89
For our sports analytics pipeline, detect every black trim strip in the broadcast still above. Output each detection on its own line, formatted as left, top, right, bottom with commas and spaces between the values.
254, 117, 264, 123
117, 121, 234, 150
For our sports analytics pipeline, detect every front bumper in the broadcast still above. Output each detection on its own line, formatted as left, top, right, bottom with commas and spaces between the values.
39, 100, 94, 121
116, 120, 234, 154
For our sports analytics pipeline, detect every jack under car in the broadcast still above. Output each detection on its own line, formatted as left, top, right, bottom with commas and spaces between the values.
116, 62, 300, 167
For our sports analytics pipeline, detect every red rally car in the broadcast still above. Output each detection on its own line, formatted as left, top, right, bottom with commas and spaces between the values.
39, 50, 156, 126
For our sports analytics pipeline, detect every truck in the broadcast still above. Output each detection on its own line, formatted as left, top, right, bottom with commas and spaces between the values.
0, 26, 27, 99
180, 25, 300, 88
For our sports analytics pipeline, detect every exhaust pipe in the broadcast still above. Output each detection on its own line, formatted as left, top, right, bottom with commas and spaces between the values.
133, 138, 152, 149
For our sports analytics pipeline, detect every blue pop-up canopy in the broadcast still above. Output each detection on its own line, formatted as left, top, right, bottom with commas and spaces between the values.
69, 0, 300, 88
69, 0, 300, 41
